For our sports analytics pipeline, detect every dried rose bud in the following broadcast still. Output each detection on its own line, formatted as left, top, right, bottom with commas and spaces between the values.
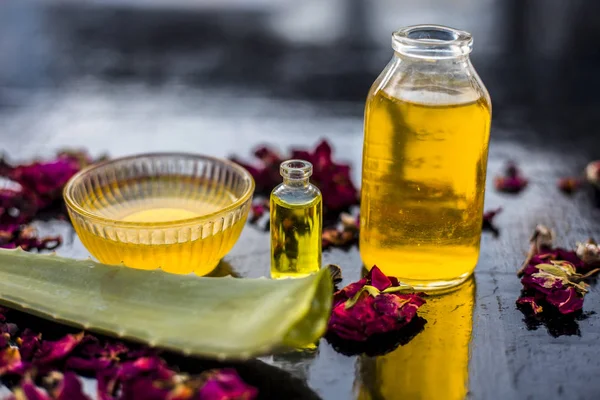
576, 239, 600, 267
530, 225, 554, 254
494, 162, 528, 193
340, 212, 359, 231
328, 266, 425, 341
586, 161, 600, 187
557, 177, 582, 194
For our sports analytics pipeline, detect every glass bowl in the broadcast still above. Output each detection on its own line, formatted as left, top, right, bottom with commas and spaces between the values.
64, 153, 255, 275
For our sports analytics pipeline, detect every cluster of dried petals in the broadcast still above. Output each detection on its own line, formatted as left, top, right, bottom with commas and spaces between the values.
557, 177, 582, 194
231, 140, 359, 214
494, 162, 528, 193
0, 309, 257, 400
328, 266, 425, 342
0, 150, 96, 252
516, 225, 600, 315
322, 213, 359, 250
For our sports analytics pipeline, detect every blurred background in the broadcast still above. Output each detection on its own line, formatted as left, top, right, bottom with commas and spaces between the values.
1, 0, 600, 164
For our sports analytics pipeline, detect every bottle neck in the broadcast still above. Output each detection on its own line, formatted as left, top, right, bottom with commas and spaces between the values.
283, 177, 310, 187
392, 51, 471, 67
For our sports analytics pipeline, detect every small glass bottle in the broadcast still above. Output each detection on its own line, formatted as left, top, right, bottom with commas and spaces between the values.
270, 160, 322, 279
360, 25, 492, 290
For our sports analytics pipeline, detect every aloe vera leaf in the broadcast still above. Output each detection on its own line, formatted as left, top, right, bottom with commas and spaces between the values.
0, 248, 333, 360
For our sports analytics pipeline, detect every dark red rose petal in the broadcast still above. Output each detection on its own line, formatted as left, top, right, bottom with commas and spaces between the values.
546, 287, 584, 314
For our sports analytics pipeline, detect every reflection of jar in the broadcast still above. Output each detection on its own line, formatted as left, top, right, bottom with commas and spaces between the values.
360, 25, 491, 290
356, 278, 475, 400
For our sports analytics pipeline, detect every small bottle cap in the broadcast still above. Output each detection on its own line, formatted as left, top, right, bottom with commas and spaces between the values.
280, 160, 313, 180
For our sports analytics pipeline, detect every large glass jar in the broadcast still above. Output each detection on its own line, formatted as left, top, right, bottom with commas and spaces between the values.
360, 25, 491, 290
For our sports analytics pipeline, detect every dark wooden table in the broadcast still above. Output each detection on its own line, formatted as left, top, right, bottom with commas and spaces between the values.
2, 2, 600, 399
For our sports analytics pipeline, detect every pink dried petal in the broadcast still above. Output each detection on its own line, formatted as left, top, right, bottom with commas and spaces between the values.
9, 157, 81, 209
116, 356, 174, 382
17, 378, 52, 400
546, 287, 584, 314
96, 368, 119, 400
18, 330, 41, 361
368, 267, 392, 291
0, 188, 37, 225
52, 372, 91, 400
34, 332, 84, 365
332, 278, 367, 307
198, 369, 258, 400
119, 376, 170, 400
530, 249, 586, 272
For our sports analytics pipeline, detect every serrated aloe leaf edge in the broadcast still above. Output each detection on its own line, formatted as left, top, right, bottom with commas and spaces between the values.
0, 248, 333, 360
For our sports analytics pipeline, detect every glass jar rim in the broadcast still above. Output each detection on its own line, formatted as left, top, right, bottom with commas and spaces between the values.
392, 24, 473, 59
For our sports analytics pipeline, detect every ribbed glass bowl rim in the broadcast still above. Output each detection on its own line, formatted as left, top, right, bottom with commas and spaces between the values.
63, 152, 255, 228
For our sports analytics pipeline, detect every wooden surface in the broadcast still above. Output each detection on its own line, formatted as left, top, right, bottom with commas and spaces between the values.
2, 2, 600, 399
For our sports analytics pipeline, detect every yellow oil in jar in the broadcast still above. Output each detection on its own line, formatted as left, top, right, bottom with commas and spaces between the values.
270, 194, 322, 279
357, 278, 475, 400
360, 90, 491, 288
74, 176, 242, 275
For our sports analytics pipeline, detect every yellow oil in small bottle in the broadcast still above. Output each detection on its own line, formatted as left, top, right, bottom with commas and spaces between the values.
270, 160, 322, 279
74, 176, 243, 275
356, 278, 475, 400
360, 90, 491, 288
